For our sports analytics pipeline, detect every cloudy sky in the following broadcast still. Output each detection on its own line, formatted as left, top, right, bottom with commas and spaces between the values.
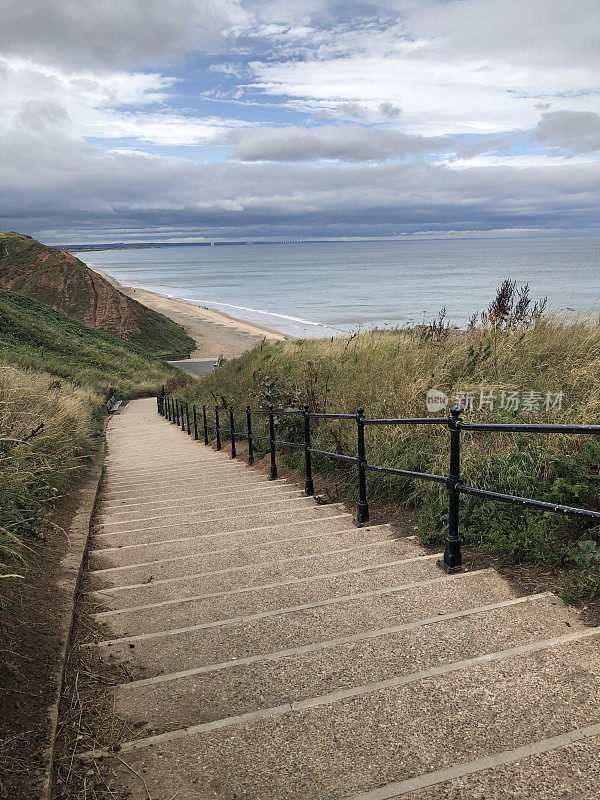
1, 0, 599, 242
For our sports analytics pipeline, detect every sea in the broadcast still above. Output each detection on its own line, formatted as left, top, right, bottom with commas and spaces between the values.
81, 237, 600, 338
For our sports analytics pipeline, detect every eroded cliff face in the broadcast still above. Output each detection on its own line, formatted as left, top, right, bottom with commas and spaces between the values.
84, 268, 143, 337
0, 233, 195, 356
0, 233, 142, 338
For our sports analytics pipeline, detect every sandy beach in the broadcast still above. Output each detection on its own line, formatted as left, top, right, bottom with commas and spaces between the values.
92, 268, 288, 360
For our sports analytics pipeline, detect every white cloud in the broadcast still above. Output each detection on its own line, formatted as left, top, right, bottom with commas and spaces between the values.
86, 112, 250, 146
445, 154, 600, 169
249, 54, 598, 136
0, 57, 247, 148
242, 0, 599, 135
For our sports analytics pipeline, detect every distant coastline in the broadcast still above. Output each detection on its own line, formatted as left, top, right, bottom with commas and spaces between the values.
63, 233, 596, 253
67, 240, 346, 251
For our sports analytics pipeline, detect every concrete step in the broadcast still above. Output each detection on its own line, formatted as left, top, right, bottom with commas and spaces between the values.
89, 535, 425, 610
96, 494, 321, 529
400, 728, 600, 800
113, 593, 576, 737
101, 474, 286, 503
98, 489, 305, 523
88, 525, 413, 590
91, 506, 352, 563
93, 509, 354, 549
101, 469, 282, 495
100, 481, 293, 512
103, 451, 250, 470
107, 627, 600, 800
104, 454, 249, 477
102, 465, 260, 493
96, 569, 516, 679
94, 555, 444, 637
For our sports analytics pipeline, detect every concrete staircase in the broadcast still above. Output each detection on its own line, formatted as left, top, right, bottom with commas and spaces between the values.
84, 398, 600, 799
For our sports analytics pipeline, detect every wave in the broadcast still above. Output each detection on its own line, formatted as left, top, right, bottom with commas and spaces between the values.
163, 294, 346, 333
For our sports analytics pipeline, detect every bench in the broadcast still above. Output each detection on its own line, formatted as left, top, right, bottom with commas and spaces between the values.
106, 396, 122, 413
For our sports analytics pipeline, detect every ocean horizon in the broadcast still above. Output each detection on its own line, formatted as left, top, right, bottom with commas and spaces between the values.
82, 236, 600, 338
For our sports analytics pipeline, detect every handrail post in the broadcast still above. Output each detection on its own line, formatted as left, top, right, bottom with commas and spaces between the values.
354, 406, 370, 526
229, 406, 237, 459
193, 404, 198, 440
165, 394, 170, 420
303, 405, 314, 495
185, 402, 191, 434
215, 406, 221, 450
202, 405, 209, 445
246, 405, 254, 465
175, 399, 180, 427
181, 401, 186, 432
438, 406, 463, 573
168, 396, 173, 422
268, 405, 278, 480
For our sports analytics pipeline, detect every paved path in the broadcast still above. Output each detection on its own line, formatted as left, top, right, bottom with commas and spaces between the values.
167, 357, 216, 377
85, 398, 600, 799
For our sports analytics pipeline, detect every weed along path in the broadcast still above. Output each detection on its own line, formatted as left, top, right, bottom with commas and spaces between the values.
68, 398, 600, 799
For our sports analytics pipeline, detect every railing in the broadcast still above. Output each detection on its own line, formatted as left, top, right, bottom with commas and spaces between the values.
156, 389, 600, 574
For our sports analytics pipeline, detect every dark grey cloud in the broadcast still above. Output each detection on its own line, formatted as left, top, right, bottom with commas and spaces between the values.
230, 125, 453, 161
336, 103, 368, 120
2, 125, 599, 240
16, 100, 70, 129
0, 0, 243, 69
379, 102, 401, 119
534, 111, 600, 153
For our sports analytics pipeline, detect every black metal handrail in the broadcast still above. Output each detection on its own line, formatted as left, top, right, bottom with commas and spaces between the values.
157, 388, 600, 574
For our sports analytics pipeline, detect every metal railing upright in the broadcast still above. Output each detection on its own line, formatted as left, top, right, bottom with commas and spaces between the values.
157, 387, 600, 575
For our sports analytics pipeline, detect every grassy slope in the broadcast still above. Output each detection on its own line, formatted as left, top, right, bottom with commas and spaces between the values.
0, 290, 192, 580
0, 232, 195, 357
0, 290, 190, 396
183, 316, 600, 601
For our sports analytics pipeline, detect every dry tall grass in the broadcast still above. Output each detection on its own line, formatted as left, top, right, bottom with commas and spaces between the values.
184, 311, 600, 600
0, 365, 98, 581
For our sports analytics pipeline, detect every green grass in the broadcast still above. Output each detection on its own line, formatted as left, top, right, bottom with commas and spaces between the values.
180, 307, 600, 603
0, 290, 190, 397
0, 290, 192, 592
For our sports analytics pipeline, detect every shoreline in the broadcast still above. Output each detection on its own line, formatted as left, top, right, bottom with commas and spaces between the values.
92, 268, 288, 360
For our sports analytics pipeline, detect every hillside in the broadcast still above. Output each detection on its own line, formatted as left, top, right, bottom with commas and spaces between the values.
183, 296, 600, 603
0, 290, 191, 397
0, 289, 192, 560
0, 232, 195, 357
